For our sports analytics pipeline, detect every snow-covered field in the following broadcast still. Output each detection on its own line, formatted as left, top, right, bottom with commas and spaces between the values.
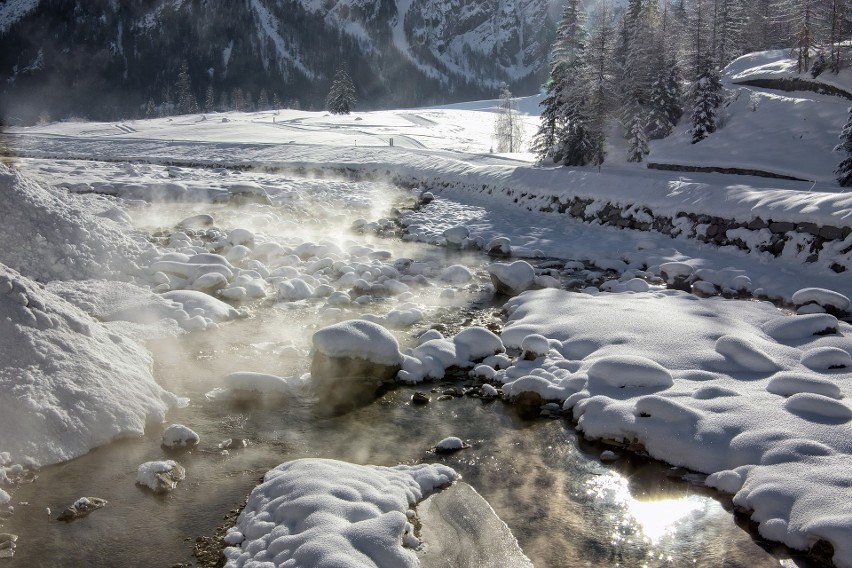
1, 49, 852, 567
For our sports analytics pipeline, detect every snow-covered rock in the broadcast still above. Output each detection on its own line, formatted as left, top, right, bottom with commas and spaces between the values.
223, 459, 457, 568
135, 460, 186, 494
161, 424, 200, 450
488, 261, 535, 295
0, 265, 180, 467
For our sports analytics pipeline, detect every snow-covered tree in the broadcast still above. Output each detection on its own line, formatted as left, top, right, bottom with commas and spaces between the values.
689, 62, 723, 143
258, 89, 269, 111
494, 83, 525, 153
712, 0, 747, 67
204, 85, 215, 113
326, 64, 356, 115
175, 61, 198, 115
647, 63, 683, 139
586, 1, 617, 166
556, 106, 594, 166
532, 0, 588, 163
834, 105, 852, 185
626, 111, 649, 161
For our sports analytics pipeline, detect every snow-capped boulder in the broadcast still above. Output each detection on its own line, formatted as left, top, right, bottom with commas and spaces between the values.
135, 460, 186, 494
791, 287, 850, 313
488, 261, 535, 295
161, 424, 200, 450
311, 320, 403, 411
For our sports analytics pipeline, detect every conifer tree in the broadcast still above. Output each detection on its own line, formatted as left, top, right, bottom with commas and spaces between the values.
175, 61, 198, 115
258, 89, 269, 111
586, 1, 616, 166
533, 0, 587, 163
834, 105, 852, 186
626, 111, 649, 161
204, 85, 215, 113
326, 64, 356, 115
689, 61, 722, 143
647, 62, 683, 139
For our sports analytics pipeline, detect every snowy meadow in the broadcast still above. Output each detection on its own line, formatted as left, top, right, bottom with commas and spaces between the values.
2, 51, 852, 568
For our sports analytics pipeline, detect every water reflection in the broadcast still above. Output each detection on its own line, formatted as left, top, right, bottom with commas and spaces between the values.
586, 473, 706, 545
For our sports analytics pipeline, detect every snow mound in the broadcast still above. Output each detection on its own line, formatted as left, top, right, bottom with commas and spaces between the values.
452, 326, 504, 362
0, 265, 179, 467
435, 437, 465, 452
587, 355, 673, 389
714, 335, 779, 373
791, 287, 850, 312
766, 373, 842, 400
800, 347, 852, 371
783, 393, 852, 423
222, 371, 310, 396
762, 314, 839, 341
223, 458, 457, 568
162, 424, 200, 449
0, 166, 151, 281
162, 290, 243, 323
488, 261, 534, 294
312, 320, 402, 366
439, 264, 474, 283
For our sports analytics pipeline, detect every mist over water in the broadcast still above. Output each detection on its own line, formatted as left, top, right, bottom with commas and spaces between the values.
1, 172, 809, 567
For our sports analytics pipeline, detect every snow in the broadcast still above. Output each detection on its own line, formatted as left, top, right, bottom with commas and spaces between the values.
488, 261, 535, 293
161, 424, 199, 449
0, 265, 180, 468
792, 287, 851, 311
312, 319, 403, 367
3, 46, 852, 565
435, 437, 465, 451
497, 288, 852, 566
135, 460, 185, 491
223, 458, 457, 568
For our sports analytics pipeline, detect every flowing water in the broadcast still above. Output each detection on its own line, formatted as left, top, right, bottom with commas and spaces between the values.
0, 171, 817, 567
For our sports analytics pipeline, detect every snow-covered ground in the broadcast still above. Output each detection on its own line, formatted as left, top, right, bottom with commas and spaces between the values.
1, 48, 852, 567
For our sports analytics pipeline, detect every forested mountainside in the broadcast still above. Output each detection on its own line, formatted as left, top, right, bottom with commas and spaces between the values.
0, 0, 558, 124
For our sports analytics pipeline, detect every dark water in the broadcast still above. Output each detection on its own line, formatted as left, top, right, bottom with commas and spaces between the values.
2, 345, 804, 567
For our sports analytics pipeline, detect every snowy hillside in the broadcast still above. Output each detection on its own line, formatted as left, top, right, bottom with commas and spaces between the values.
650, 49, 852, 183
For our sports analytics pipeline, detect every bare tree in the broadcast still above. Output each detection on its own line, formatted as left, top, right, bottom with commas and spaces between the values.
493, 83, 525, 153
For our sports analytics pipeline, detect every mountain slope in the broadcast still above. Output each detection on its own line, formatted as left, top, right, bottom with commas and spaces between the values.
0, 0, 557, 124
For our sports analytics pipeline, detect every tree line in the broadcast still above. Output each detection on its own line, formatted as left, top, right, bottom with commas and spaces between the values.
533, 0, 852, 168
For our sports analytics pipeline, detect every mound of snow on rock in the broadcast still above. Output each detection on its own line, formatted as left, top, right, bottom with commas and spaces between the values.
223, 458, 457, 568
0, 265, 180, 467
0, 166, 152, 281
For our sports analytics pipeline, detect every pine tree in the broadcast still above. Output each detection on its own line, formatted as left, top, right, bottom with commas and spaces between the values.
689, 61, 723, 143
144, 97, 156, 119
586, 1, 616, 166
555, 102, 594, 166
532, 0, 587, 163
258, 89, 269, 111
834, 105, 852, 185
494, 83, 525, 153
204, 85, 215, 113
647, 62, 683, 139
326, 64, 356, 115
626, 111, 650, 161
175, 61, 198, 115
272, 92, 282, 112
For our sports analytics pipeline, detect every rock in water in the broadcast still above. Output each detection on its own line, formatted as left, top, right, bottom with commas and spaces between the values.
56, 497, 107, 522
311, 320, 403, 412
136, 460, 186, 494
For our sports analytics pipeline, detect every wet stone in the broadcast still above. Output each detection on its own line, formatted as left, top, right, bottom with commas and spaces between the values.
411, 392, 430, 405
56, 497, 107, 522
219, 438, 248, 450
437, 395, 454, 401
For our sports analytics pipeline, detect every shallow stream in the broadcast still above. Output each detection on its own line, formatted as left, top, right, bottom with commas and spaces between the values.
0, 171, 818, 567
